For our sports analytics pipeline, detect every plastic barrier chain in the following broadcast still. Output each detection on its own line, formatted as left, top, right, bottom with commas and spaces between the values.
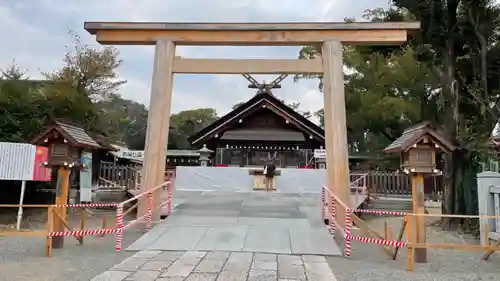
345, 208, 352, 257
343, 207, 408, 256
114, 181, 173, 251
49, 228, 120, 237
115, 205, 124, 251
346, 235, 407, 247
321, 187, 326, 219
146, 192, 153, 231
54, 203, 120, 208
352, 209, 407, 216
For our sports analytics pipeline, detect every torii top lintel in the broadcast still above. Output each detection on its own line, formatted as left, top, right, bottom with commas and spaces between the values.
84, 21, 420, 46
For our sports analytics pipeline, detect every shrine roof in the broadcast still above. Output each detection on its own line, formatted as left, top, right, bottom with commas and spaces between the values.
384, 121, 456, 153
31, 120, 101, 150
189, 92, 324, 145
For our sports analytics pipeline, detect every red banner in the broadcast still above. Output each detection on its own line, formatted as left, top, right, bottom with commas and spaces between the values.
32, 146, 52, 181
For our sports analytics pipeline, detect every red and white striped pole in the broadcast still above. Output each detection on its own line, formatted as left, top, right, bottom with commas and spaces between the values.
146, 192, 153, 231
167, 182, 172, 217
345, 207, 352, 257
115, 205, 124, 251
330, 196, 336, 234
321, 186, 326, 219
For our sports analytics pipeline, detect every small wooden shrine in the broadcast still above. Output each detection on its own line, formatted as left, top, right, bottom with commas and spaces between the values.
31, 120, 117, 185
384, 121, 456, 173
384, 121, 456, 264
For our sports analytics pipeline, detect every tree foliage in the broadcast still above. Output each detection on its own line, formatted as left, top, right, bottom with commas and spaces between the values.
296, 2, 500, 230
43, 32, 126, 102
168, 108, 219, 149
0, 33, 220, 154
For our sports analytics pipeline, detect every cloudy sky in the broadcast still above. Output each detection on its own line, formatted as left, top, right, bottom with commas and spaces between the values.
0, 0, 391, 122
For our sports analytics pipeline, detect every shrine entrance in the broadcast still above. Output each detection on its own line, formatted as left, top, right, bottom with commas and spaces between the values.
84, 21, 419, 253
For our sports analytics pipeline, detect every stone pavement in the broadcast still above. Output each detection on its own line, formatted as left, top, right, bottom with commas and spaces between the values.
126, 191, 341, 256
91, 250, 338, 281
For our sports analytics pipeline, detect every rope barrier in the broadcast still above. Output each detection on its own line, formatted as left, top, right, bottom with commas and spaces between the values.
115, 181, 173, 252
54, 203, 120, 208
346, 234, 407, 247
321, 185, 408, 258
49, 228, 120, 237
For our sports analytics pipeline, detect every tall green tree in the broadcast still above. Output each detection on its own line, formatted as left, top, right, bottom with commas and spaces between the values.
168, 108, 219, 149
297, 2, 500, 229
391, 0, 500, 228
43, 32, 126, 102
0, 32, 128, 143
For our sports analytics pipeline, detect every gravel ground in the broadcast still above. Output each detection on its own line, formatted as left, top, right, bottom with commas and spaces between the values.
327, 216, 500, 281
0, 209, 142, 281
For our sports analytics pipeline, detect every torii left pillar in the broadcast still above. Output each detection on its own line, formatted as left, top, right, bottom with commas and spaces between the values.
322, 40, 352, 251
137, 39, 176, 221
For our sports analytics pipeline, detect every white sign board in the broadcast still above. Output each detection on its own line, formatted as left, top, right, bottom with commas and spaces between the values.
121, 150, 144, 158
80, 152, 93, 202
0, 142, 36, 181
313, 149, 326, 159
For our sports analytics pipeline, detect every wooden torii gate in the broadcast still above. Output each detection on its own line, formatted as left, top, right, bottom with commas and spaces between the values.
84, 21, 419, 249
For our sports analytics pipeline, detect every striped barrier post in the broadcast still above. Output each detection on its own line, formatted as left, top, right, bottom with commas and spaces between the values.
345, 207, 352, 257
146, 192, 153, 231
330, 195, 336, 234
321, 186, 326, 220
167, 183, 172, 217
115, 205, 124, 251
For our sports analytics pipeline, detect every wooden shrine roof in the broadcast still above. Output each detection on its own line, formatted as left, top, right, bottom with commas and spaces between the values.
189, 93, 324, 145
384, 121, 456, 153
31, 120, 101, 150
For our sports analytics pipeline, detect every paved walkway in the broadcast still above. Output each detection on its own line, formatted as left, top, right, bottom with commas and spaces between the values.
126, 191, 341, 256
91, 250, 338, 281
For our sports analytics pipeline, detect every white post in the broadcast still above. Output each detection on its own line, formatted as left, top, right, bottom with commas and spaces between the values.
16, 180, 27, 230
477, 171, 500, 245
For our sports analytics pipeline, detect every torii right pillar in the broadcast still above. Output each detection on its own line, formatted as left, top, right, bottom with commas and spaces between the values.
322, 40, 351, 251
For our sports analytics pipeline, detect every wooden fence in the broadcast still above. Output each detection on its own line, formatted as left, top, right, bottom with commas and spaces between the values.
98, 162, 176, 191
351, 171, 443, 196
98, 162, 140, 190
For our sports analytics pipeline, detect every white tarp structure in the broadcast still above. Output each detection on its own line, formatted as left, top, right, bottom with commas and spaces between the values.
174, 166, 325, 194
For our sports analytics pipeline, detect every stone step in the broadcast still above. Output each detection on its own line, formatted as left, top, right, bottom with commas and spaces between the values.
369, 201, 412, 207
363, 198, 413, 214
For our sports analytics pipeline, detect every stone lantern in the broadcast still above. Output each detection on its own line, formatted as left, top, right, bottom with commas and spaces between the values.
198, 144, 213, 166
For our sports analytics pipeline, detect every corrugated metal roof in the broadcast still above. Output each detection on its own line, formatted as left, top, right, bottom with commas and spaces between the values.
221, 129, 305, 142
55, 121, 100, 148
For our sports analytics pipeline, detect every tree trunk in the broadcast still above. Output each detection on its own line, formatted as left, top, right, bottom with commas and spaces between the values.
441, 0, 462, 229
441, 151, 465, 229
